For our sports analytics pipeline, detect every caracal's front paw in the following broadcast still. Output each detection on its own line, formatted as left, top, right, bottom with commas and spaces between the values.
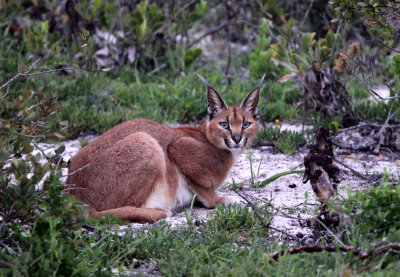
218, 196, 235, 206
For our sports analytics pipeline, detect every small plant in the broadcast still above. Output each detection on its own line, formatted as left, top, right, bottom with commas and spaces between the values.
331, 0, 400, 48
254, 123, 307, 155
257, 169, 304, 188
247, 151, 264, 187
0, 71, 94, 274
343, 171, 400, 238
205, 203, 271, 234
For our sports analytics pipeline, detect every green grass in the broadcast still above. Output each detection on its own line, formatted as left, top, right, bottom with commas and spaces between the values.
254, 125, 309, 154
71, 195, 400, 276
4, 58, 303, 137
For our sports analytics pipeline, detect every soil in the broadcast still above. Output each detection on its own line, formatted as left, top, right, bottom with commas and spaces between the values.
56, 128, 399, 242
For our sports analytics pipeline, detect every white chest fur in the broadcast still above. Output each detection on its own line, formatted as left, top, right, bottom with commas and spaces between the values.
173, 172, 194, 209
230, 148, 243, 162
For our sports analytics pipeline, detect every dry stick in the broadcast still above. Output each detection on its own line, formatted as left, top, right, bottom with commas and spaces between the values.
4, 132, 46, 139
346, 53, 399, 100
257, 197, 309, 222
269, 243, 400, 262
148, 63, 167, 75
382, 147, 400, 159
1, 57, 42, 92
188, 21, 230, 48
0, 242, 16, 255
32, 141, 54, 164
298, 0, 314, 29
232, 186, 301, 243
19, 67, 82, 77
329, 20, 343, 68
337, 122, 400, 134
336, 124, 365, 134
372, 102, 397, 153
224, 0, 232, 77
63, 163, 91, 177
332, 157, 372, 181
1, 63, 95, 96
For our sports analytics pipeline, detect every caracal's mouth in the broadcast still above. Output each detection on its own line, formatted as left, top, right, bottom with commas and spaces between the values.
224, 138, 248, 150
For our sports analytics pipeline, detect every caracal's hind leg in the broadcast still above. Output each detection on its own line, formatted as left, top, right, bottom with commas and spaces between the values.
81, 132, 174, 216
91, 206, 170, 223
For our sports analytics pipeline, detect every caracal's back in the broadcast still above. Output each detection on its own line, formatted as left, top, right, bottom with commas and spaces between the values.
66, 74, 265, 223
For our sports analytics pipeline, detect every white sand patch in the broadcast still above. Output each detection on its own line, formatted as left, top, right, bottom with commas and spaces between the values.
41, 133, 399, 240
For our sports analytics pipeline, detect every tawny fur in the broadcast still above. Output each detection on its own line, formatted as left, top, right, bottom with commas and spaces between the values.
67, 76, 264, 223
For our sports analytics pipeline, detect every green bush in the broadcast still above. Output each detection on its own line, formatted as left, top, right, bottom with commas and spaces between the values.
343, 173, 400, 238
0, 60, 107, 275
254, 124, 308, 154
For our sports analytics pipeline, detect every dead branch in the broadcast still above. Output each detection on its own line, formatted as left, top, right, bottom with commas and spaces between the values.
332, 157, 372, 181
345, 53, 400, 100
298, 0, 314, 29
1, 51, 100, 93
333, 121, 400, 156
188, 21, 230, 48
303, 127, 339, 201
63, 163, 91, 177
232, 185, 302, 243
269, 243, 400, 262
1, 58, 42, 92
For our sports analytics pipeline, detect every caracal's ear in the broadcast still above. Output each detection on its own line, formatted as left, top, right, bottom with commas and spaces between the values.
196, 73, 228, 119
240, 73, 266, 117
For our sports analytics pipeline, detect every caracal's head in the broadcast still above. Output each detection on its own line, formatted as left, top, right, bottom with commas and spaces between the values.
196, 73, 265, 155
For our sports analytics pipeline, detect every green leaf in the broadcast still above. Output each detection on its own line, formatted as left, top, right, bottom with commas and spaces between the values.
393, 55, 400, 76
301, 33, 316, 54
22, 144, 34, 154
184, 48, 202, 69
257, 170, 304, 188
93, 0, 102, 14
71, 43, 77, 54
194, 0, 207, 16
326, 29, 334, 47
55, 145, 65, 155
0, 149, 10, 161
328, 120, 339, 133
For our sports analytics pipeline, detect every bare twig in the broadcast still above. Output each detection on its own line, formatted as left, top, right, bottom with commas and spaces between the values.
333, 157, 372, 181
1, 58, 42, 91
337, 122, 400, 134
32, 141, 53, 163
298, 0, 314, 29
225, 42, 232, 77
345, 53, 400, 100
329, 20, 342, 69
82, 224, 96, 232
269, 243, 400, 262
19, 67, 82, 77
63, 163, 91, 177
232, 185, 301, 243
188, 21, 230, 48
1, 132, 46, 139
61, 186, 88, 194
148, 63, 167, 75
0, 242, 16, 255
371, 41, 400, 54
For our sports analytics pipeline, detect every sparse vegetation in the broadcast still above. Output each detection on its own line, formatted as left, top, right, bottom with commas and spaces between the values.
1, 0, 400, 276
254, 124, 309, 154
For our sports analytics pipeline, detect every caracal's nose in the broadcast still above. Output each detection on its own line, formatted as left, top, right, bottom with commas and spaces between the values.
232, 134, 242, 144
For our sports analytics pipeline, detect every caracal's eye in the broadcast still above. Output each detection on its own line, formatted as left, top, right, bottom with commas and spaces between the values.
242, 122, 252, 129
219, 122, 229, 129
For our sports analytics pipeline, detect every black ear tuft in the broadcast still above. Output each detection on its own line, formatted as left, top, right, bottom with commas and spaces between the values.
196, 73, 228, 119
240, 74, 266, 117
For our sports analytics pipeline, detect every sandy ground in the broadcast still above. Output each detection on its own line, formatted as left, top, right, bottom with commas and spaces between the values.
53, 130, 399, 242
